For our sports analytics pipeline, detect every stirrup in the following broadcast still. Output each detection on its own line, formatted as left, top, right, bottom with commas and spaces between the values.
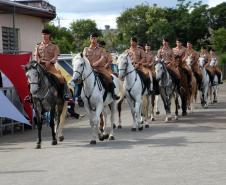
112, 94, 120, 100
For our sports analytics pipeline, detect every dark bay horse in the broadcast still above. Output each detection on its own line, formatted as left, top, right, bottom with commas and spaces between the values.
25, 61, 67, 149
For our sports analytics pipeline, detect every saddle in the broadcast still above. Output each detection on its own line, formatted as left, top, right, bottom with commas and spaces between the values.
94, 71, 116, 101
44, 71, 65, 98
135, 69, 151, 94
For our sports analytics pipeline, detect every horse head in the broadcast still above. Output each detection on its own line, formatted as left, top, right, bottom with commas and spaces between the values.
117, 52, 131, 80
72, 53, 90, 81
185, 55, 193, 68
25, 60, 42, 95
210, 57, 217, 67
154, 58, 165, 81
198, 57, 206, 68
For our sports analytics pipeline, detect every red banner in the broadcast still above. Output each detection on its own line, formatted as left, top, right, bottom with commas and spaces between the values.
0, 53, 32, 124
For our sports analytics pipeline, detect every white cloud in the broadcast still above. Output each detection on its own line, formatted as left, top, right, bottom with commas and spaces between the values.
52, 13, 118, 29
208, 0, 225, 7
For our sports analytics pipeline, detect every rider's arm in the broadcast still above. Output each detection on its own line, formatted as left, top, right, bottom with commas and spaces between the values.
140, 49, 146, 64
34, 44, 40, 63
49, 45, 60, 64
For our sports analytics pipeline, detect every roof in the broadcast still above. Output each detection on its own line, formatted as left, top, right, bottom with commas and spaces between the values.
0, 0, 56, 20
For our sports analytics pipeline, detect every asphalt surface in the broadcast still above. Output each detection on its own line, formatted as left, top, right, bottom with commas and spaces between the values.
0, 84, 226, 185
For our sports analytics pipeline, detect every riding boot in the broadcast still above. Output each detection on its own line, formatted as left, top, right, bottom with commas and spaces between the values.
217, 72, 223, 84
76, 83, 84, 107
110, 82, 120, 100
61, 83, 70, 101
206, 69, 215, 86
176, 78, 181, 93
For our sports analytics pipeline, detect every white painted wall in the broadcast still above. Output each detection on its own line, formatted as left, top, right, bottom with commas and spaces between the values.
0, 14, 45, 55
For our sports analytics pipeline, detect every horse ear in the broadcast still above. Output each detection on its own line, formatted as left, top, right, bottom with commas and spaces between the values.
80, 53, 83, 58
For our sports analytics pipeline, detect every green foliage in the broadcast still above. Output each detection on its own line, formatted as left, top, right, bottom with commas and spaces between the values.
70, 19, 101, 51
116, 4, 150, 47
211, 28, 226, 53
44, 24, 74, 53
209, 2, 226, 30
45, 0, 226, 54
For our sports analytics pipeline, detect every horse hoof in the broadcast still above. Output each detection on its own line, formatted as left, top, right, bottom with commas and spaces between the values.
35, 144, 41, 149
113, 124, 116, 129
156, 111, 160, 115
52, 140, 57, 145
131, 128, 136, 132
103, 133, 109, 140
213, 100, 217, 103
90, 140, 96, 145
138, 126, 143, 131
109, 136, 115, 140
151, 117, 155, 121
182, 112, 187, 116
118, 125, 122, 129
99, 128, 104, 133
145, 124, 149, 128
59, 136, 64, 142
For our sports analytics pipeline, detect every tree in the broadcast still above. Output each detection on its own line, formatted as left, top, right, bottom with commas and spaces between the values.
117, 4, 150, 48
211, 28, 226, 53
209, 2, 226, 30
45, 24, 74, 53
146, 6, 175, 49
70, 19, 101, 52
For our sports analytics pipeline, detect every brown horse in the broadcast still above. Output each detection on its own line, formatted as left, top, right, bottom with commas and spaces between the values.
185, 55, 198, 111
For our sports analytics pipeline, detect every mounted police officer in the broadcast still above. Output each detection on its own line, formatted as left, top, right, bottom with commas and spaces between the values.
24, 28, 69, 102
83, 33, 119, 100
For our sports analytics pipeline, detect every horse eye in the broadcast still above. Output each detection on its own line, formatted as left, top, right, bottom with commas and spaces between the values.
80, 63, 83, 66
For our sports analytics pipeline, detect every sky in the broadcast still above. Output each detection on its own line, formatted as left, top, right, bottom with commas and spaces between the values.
47, 0, 225, 29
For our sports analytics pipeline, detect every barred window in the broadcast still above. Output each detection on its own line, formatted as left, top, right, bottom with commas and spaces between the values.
2, 27, 19, 53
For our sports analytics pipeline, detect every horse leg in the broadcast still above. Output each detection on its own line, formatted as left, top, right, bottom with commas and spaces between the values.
58, 101, 67, 141
174, 95, 179, 120
150, 95, 155, 121
160, 93, 171, 122
36, 113, 42, 149
109, 102, 116, 140
155, 95, 160, 115
102, 108, 110, 140
117, 99, 123, 129
99, 113, 104, 132
135, 101, 143, 131
50, 109, 57, 145
127, 97, 137, 131
144, 95, 150, 128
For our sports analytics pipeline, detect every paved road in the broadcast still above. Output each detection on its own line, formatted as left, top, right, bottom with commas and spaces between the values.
0, 84, 226, 185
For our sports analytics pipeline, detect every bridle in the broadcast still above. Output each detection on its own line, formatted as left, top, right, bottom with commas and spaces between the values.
118, 55, 135, 79
73, 58, 93, 82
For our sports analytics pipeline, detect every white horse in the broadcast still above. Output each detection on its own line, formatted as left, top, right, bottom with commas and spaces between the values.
154, 59, 179, 121
117, 53, 152, 130
71, 53, 120, 144
198, 57, 210, 108
209, 57, 220, 103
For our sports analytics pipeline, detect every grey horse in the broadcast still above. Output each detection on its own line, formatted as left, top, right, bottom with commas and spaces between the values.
154, 59, 179, 121
24, 61, 67, 149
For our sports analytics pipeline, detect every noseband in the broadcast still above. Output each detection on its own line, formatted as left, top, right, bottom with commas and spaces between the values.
118, 56, 135, 78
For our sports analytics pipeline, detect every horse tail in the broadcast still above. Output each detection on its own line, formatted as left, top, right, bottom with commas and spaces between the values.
58, 101, 68, 138
112, 74, 125, 102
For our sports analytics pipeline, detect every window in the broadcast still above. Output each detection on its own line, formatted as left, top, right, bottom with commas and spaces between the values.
2, 27, 19, 53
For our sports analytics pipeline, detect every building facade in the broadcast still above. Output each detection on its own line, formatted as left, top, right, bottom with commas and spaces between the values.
0, 0, 56, 54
